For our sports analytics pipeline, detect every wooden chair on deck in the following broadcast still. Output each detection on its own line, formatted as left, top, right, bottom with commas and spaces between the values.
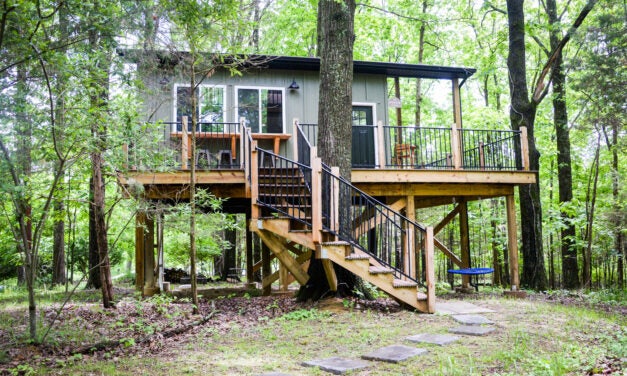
393, 144, 416, 168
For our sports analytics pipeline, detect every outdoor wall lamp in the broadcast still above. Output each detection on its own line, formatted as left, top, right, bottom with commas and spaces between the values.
288, 79, 300, 90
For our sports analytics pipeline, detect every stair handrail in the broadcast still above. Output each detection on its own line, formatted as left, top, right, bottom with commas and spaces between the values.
320, 163, 427, 284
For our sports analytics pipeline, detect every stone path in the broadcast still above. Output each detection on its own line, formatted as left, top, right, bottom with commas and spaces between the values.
261, 301, 499, 375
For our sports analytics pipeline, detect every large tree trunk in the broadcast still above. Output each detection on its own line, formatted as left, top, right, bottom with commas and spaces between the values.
88, 1, 114, 307
297, 0, 356, 301
506, 0, 548, 290
86, 177, 101, 290
52, 198, 66, 286
316, 0, 355, 179
547, 0, 578, 289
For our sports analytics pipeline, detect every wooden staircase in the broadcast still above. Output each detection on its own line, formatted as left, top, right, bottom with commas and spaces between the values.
250, 148, 435, 313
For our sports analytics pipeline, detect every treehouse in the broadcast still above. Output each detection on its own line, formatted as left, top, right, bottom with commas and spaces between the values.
117, 52, 535, 313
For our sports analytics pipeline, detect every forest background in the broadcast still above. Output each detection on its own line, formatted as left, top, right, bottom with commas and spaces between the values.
0, 0, 624, 341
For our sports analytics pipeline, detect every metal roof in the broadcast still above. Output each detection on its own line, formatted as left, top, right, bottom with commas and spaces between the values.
120, 50, 475, 81
262, 55, 476, 81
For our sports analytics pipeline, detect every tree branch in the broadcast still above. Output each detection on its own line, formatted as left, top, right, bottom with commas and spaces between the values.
532, 0, 599, 103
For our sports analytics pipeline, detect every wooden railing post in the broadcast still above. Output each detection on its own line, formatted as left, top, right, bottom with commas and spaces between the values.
331, 166, 340, 240
250, 140, 259, 219
479, 141, 485, 170
311, 157, 322, 245
181, 117, 189, 170
377, 120, 386, 169
520, 126, 530, 171
450, 123, 462, 169
425, 226, 436, 313
122, 143, 129, 170
239, 117, 246, 169
406, 195, 416, 279
293, 118, 299, 161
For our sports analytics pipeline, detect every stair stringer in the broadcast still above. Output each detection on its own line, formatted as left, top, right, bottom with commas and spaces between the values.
320, 242, 434, 313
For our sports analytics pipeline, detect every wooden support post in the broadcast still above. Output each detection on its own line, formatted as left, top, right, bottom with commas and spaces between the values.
279, 263, 289, 291
156, 211, 164, 293
135, 211, 146, 291
181, 117, 188, 170
425, 226, 436, 313
434, 203, 463, 235
261, 241, 271, 295
459, 200, 471, 288
293, 118, 299, 161
452, 78, 462, 129
250, 140, 259, 219
311, 156, 322, 245
506, 194, 520, 290
450, 123, 462, 170
239, 117, 246, 169
406, 195, 416, 279
143, 213, 156, 296
520, 126, 530, 171
245, 210, 254, 286
322, 259, 338, 291
377, 121, 386, 168
331, 166, 340, 238
256, 230, 310, 285
479, 141, 485, 170
122, 143, 129, 170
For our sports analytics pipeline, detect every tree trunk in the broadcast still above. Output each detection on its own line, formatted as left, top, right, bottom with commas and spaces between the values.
415, 0, 428, 126
223, 228, 237, 280
52, 198, 66, 286
86, 177, 101, 289
297, 0, 356, 302
547, 0, 579, 289
87, 2, 114, 307
506, 0, 547, 290
583, 137, 600, 288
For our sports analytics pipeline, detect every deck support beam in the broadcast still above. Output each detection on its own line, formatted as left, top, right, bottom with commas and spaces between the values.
135, 211, 146, 291
256, 230, 310, 287
459, 200, 471, 288
506, 194, 520, 290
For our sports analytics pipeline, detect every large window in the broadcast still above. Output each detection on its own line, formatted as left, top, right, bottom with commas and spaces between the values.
175, 85, 225, 131
236, 87, 284, 133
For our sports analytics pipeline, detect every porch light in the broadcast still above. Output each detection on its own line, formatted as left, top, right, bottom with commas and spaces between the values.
288, 79, 299, 90
159, 76, 170, 85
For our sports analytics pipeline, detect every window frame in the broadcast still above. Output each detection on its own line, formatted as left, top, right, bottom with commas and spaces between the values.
172, 83, 227, 132
234, 85, 286, 134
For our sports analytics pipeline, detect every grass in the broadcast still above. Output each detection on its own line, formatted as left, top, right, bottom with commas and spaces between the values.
1, 282, 625, 375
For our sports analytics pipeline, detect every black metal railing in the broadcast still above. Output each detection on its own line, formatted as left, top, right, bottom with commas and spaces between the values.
459, 129, 521, 170
321, 164, 426, 282
385, 126, 453, 169
299, 123, 318, 148
296, 122, 312, 167
127, 121, 242, 170
256, 148, 313, 227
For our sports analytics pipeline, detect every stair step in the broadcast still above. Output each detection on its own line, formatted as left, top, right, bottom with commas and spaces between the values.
322, 241, 350, 247
393, 279, 418, 288
345, 254, 370, 261
369, 266, 393, 274
417, 292, 428, 301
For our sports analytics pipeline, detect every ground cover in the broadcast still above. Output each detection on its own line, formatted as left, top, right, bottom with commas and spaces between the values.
0, 285, 625, 375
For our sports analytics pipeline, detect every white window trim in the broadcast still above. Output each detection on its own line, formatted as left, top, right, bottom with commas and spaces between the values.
352, 102, 378, 166
172, 83, 227, 132
234, 85, 286, 134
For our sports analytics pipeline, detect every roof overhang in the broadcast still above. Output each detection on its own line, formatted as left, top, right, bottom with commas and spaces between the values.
119, 50, 475, 82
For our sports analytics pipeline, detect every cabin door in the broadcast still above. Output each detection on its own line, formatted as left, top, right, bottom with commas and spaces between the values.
351, 105, 376, 168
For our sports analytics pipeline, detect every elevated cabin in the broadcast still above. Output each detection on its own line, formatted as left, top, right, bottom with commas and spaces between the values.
118, 52, 535, 312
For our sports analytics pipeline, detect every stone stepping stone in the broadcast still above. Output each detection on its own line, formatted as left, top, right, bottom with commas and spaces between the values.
449, 325, 495, 336
301, 357, 370, 375
406, 333, 461, 346
362, 344, 427, 363
452, 314, 494, 325
256, 373, 292, 376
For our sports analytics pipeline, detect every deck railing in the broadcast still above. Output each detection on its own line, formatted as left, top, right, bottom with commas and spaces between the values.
296, 121, 529, 171
320, 164, 426, 282
124, 120, 242, 171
